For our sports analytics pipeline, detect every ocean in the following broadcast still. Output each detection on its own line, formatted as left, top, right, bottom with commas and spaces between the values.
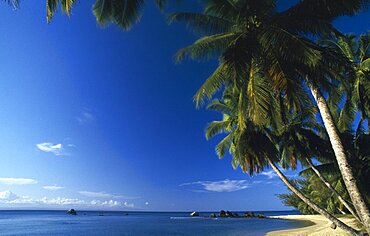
0, 210, 307, 235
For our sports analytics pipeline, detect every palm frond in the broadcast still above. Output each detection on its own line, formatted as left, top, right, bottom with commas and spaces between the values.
215, 132, 234, 158
358, 34, 370, 62
92, 0, 145, 30
193, 63, 228, 107
260, 26, 322, 69
205, 120, 232, 140
247, 65, 272, 125
206, 99, 232, 114
47, 0, 77, 23
168, 12, 232, 34
175, 33, 237, 61
280, 0, 369, 22
154, 0, 167, 11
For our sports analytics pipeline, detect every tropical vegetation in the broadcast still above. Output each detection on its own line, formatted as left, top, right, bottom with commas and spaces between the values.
46, 0, 168, 30
168, 1, 370, 234
3, 0, 370, 235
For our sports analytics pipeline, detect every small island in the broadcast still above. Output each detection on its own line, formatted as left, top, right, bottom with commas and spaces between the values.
206, 210, 266, 219
66, 209, 77, 215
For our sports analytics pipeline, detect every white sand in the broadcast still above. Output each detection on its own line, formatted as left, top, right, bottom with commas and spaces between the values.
266, 215, 360, 236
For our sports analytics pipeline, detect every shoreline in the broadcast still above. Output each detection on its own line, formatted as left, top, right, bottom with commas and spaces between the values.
267, 215, 360, 236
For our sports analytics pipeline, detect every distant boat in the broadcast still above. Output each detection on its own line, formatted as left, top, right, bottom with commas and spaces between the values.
190, 211, 199, 217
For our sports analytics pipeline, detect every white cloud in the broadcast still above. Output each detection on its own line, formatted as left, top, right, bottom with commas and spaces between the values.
0, 191, 33, 204
34, 197, 85, 205
79, 191, 140, 200
0, 190, 19, 200
261, 171, 278, 179
123, 202, 134, 208
0, 178, 37, 185
43, 185, 64, 191
89, 200, 134, 208
0, 191, 134, 208
79, 191, 116, 198
145, 202, 149, 205
180, 179, 250, 192
102, 200, 119, 206
36, 143, 63, 156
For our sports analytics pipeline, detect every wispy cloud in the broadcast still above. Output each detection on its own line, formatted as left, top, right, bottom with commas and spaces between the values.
76, 109, 94, 125
0, 178, 37, 185
0, 191, 134, 208
43, 185, 64, 191
90, 199, 134, 208
261, 171, 278, 179
180, 179, 251, 193
36, 143, 64, 156
79, 191, 116, 198
79, 191, 140, 200
123, 202, 135, 208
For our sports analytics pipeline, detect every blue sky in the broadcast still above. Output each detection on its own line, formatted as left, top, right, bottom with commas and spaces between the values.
0, 1, 368, 211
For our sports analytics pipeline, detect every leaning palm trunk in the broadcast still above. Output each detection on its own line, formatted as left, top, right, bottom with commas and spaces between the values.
308, 82, 370, 234
305, 157, 361, 223
267, 158, 361, 236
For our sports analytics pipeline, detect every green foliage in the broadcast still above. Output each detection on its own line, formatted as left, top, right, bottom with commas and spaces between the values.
92, 0, 144, 30
278, 173, 352, 215
280, 128, 370, 214
170, 0, 362, 115
325, 33, 370, 133
205, 87, 277, 175
277, 174, 349, 214
46, 0, 77, 23
185, 2, 370, 220
47, 0, 171, 30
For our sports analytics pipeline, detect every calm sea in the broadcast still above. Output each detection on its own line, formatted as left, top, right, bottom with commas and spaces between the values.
0, 210, 307, 235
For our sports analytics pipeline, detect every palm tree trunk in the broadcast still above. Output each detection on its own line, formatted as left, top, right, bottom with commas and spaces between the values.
305, 157, 361, 223
267, 158, 361, 236
308, 82, 370, 234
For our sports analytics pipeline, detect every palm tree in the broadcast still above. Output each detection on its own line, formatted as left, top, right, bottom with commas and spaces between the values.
305, 46, 370, 233
170, 1, 370, 232
313, 32, 370, 225
276, 110, 361, 221
281, 125, 370, 217
46, 0, 168, 30
305, 158, 361, 221
278, 171, 352, 215
205, 87, 361, 235
325, 33, 370, 131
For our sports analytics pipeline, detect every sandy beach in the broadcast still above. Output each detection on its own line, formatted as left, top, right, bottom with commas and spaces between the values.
267, 215, 361, 236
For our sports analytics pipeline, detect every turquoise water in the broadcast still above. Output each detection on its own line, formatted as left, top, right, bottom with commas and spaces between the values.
0, 210, 306, 235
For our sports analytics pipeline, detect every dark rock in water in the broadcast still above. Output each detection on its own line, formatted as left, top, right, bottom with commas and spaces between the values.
226, 211, 234, 217
219, 210, 244, 218
244, 211, 255, 217
210, 213, 217, 218
190, 211, 199, 217
217, 210, 265, 218
330, 223, 337, 229
125, 213, 129, 216
67, 209, 77, 215
219, 210, 227, 217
